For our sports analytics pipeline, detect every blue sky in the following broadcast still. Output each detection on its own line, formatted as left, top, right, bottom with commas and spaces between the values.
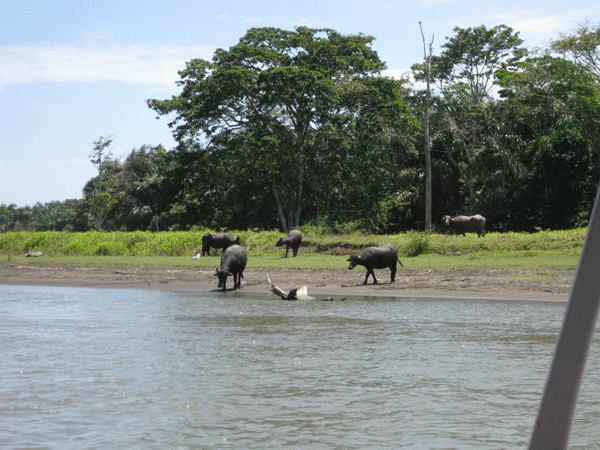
1, 0, 599, 206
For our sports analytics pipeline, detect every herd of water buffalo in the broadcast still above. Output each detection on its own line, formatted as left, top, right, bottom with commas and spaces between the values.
204, 213, 486, 291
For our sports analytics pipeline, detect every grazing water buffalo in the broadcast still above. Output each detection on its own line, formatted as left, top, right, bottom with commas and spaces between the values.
443, 214, 486, 237
214, 245, 247, 291
202, 232, 240, 256
347, 244, 403, 285
276, 229, 303, 257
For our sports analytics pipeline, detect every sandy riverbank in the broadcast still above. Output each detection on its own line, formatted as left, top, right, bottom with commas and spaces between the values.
0, 260, 574, 302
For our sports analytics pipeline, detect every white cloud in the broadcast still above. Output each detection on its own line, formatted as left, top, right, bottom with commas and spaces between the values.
0, 43, 215, 90
510, 5, 600, 40
511, 16, 562, 34
382, 68, 412, 80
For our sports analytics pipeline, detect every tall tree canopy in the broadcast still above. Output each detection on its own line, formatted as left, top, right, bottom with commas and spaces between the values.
148, 27, 410, 231
411, 25, 528, 213
13, 24, 599, 234
551, 21, 600, 83
414, 24, 527, 103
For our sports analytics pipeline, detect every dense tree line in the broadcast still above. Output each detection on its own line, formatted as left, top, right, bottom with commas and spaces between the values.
2, 23, 599, 234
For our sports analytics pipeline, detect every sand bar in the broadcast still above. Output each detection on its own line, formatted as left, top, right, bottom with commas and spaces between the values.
0, 261, 573, 302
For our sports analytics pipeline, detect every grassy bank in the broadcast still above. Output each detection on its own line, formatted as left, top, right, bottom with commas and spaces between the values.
0, 229, 585, 273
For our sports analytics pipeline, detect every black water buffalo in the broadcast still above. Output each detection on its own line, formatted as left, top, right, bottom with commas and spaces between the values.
347, 244, 403, 285
443, 214, 486, 237
214, 245, 247, 291
202, 232, 240, 256
276, 229, 302, 257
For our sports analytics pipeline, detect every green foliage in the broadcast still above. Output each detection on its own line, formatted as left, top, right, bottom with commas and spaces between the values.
148, 26, 416, 231
0, 200, 88, 232
414, 24, 527, 103
0, 229, 586, 259
86, 137, 115, 230
6, 25, 600, 235
493, 54, 599, 230
551, 21, 600, 81
405, 232, 431, 256
0, 231, 204, 257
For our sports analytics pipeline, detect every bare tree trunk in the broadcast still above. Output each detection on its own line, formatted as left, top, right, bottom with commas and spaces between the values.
420, 22, 434, 231
272, 181, 288, 232
293, 153, 304, 229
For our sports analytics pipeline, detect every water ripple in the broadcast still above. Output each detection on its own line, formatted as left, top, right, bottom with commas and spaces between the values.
1, 286, 597, 449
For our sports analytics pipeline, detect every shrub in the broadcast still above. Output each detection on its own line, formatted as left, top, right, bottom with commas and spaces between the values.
405, 232, 430, 256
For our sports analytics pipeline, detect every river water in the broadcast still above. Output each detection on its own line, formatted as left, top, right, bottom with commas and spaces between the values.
1, 285, 599, 449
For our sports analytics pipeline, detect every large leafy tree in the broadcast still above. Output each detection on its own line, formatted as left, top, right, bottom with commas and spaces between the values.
148, 27, 391, 231
112, 144, 169, 230
86, 136, 116, 230
494, 55, 600, 229
551, 22, 600, 82
83, 143, 170, 231
416, 24, 527, 103
412, 25, 527, 213
496, 56, 600, 148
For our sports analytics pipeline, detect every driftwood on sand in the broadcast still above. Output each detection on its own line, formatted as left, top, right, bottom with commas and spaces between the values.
267, 274, 345, 301
267, 273, 314, 300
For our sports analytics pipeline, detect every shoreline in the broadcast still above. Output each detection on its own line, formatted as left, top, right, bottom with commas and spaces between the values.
0, 261, 572, 302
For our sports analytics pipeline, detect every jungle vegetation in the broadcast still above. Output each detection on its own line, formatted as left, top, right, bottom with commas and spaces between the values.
2, 23, 599, 234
